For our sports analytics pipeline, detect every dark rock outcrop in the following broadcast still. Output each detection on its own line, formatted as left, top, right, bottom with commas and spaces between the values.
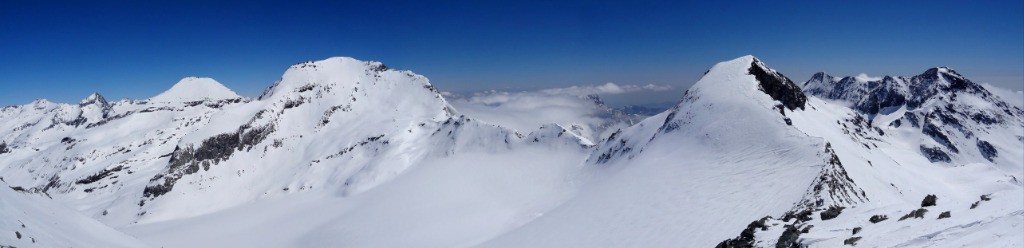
820, 205, 844, 220
920, 145, 951, 163
921, 194, 937, 207
144, 122, 275, 198
715, 216, 770, 248
844, 237, 862, 246
899, 208, 928, 221
750, 58, 807, 110
977, 140, 998, 162
775, 225, 802, 248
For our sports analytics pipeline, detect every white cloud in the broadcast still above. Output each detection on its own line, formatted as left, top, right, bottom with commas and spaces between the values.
443, 82, 664, 142
538, 83, 673, 96
854, 73, 882, 82
981, 82, 1023, 108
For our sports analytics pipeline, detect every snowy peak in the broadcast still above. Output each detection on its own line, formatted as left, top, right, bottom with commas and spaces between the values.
78, 92, 110, 108
149, 77, 240, 103
260, 57, 420, 100
688, 55, 806, 110
802, 66, 1011, 116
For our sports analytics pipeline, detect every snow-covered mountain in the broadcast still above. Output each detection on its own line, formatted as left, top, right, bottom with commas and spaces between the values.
0, 55, 1020, 248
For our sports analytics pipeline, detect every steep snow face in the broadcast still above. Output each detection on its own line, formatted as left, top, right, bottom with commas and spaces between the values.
484, 56, 843, 247
0, 180, 149, 248
149, 77, 241, 103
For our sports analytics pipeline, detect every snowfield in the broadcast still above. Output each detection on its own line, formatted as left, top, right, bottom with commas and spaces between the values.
0, 55, 1021, 248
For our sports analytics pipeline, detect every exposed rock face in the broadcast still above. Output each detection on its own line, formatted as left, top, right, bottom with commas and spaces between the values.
750, 58, 807, 110
803, 67, 997, 116
143, 122, 275, 198
715, 216, 769, 248
804, 67, 1024, 167
800, 143, 868, 208
820, 205, 845, 220
920, 145, 952, 163
977, 140, 998, 162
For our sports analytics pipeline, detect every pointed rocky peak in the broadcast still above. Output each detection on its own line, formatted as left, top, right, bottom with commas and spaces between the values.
809, 72, 834, 83
149, 77, 240, 103
803, 72, 837, 89
748, 57, 807, 110
78, 92, 110, 108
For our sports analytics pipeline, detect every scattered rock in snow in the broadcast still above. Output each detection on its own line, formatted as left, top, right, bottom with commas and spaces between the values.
844, 236, 862, 246
921, 194, 937, 207
977, 140, 998, 162
852, 227, 862, 235
899, 208, 928, 221
820, 206, 844, 220
715, 216, 770, 248
938, 211, 951, 219
919, 145, 951, 163
869, 215, 888, 223
775, 225, 802, 248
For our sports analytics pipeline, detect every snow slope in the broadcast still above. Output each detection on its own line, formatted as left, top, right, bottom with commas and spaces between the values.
0, 180, 149, 247
480, 55, 851, 247
0, 55, 1020, 248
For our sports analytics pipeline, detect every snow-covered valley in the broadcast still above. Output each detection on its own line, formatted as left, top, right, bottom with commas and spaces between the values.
1, 55, 1021, 248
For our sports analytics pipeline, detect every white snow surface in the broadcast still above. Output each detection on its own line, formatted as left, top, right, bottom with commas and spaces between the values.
149, 77, 241, 103
0, 55, 1021, 248
0, 181, 149, 247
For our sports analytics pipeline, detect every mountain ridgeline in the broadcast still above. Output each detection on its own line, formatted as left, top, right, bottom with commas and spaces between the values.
0, 56, 1021, 248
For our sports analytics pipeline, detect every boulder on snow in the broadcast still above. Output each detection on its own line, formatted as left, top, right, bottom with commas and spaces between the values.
820, 206, 844, 220
899, 208, 928, 221
921, 194, 937, 207
844, 236, 862, 246
938, 211, 951, 219
869, 215, 888, 223
775, 225, 802, 248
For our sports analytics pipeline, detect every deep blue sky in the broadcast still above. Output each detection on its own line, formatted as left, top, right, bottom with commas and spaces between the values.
1, 1, 1022, 106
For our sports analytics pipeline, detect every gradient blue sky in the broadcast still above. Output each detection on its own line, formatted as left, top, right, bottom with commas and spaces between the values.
1, 1, 1022, 106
